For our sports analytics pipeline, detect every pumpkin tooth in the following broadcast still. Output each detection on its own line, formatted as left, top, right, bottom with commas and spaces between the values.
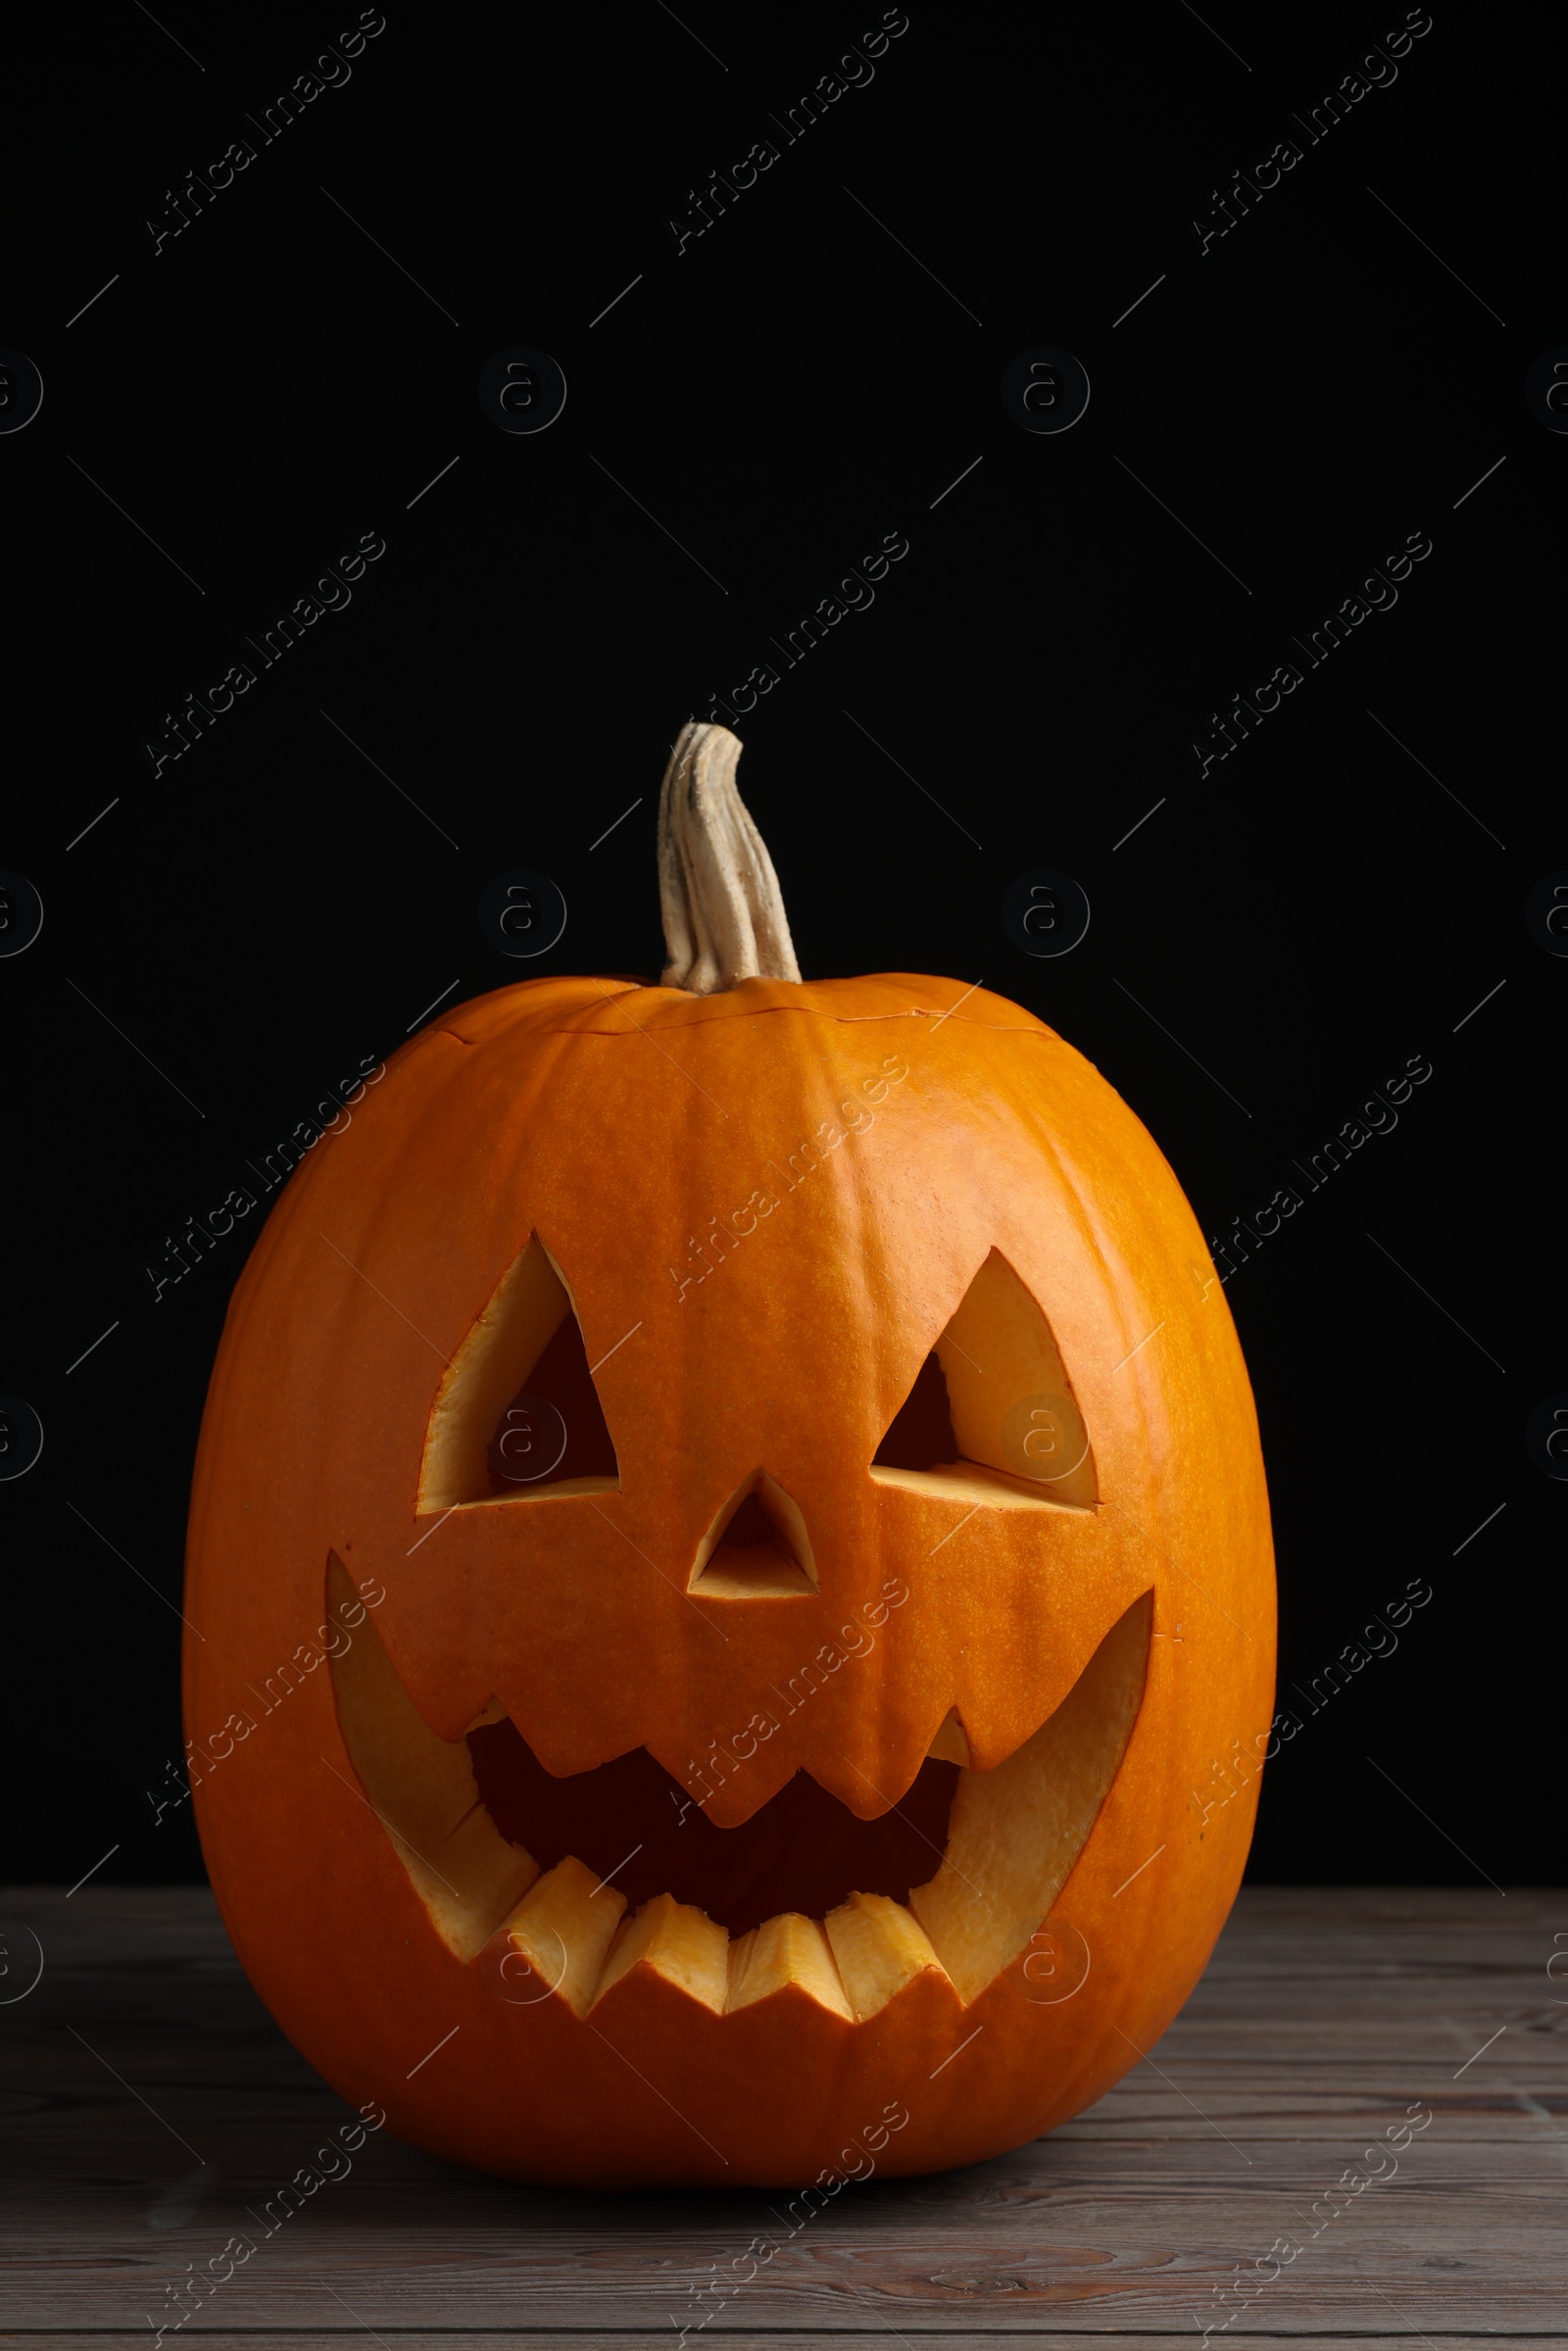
925, 1708, 970, 1766
592, 1891, 729, 2015
908, 1591, 1152, 2004
412, 1815, 540, 1964
823, 1891, 948, 2021
725, 1911, 854, 2020
725, 1926, 758, 2009
489, 1855, 626, 2018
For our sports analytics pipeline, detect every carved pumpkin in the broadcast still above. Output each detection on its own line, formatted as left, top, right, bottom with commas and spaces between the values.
185, 723, 1274, 2188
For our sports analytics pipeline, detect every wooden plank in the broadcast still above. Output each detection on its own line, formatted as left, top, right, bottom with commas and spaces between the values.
21, 2340, 1546, 2351
2, 1886, 1566, 2336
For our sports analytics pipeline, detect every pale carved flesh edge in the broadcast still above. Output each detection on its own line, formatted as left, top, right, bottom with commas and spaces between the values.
326, 1560, 1152, 2020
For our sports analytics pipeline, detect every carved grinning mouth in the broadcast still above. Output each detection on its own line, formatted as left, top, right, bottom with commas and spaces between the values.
466, 1719, 961, 1935
326, 1557, 1152, 2023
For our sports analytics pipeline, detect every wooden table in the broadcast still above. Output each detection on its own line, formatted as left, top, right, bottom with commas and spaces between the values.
3, 1886, 1563, 2344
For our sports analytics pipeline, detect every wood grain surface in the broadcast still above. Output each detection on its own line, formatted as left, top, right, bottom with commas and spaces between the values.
2, 1885, 1564, 2341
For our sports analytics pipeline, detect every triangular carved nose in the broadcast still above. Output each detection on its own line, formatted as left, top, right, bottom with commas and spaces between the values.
689, 1470, 816, 1597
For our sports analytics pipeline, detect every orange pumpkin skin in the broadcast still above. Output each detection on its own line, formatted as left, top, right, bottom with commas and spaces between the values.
184, 972, 1275, 2189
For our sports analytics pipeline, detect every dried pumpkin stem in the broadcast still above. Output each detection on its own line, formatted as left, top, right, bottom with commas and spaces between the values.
658, 722, 802, 995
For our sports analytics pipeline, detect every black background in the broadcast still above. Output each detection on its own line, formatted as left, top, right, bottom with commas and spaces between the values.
4, 1, 1556, 1889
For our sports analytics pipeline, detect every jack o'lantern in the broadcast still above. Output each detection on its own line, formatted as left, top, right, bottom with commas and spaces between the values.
185, 722, 1274, 2189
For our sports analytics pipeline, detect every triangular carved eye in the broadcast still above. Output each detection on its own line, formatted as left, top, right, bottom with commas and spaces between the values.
873, 1350, 959, 1472
872, 1249, 1097, 1510
417, 1237, 620, 1512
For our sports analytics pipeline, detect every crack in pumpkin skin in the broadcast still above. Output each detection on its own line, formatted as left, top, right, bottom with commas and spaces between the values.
439, 971, 1053, 1046
185, 966, 1276, 2187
